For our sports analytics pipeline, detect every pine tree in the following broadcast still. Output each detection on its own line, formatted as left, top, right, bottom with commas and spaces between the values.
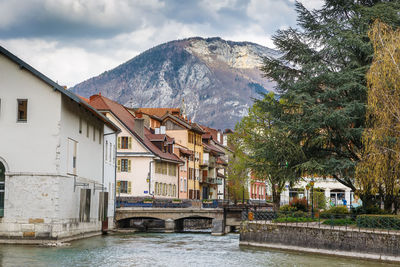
259, 1, 400, 196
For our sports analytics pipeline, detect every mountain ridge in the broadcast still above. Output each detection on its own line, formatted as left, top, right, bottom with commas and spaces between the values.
71, 36, 277, 129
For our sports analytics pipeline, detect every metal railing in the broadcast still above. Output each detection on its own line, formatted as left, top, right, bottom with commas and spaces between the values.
242, 209, 400, 234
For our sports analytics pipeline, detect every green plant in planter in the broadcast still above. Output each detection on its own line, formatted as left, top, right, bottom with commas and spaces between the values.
143, 198, 154, 203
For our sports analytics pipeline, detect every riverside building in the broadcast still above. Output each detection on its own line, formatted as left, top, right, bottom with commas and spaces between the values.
0, 46, 119, 242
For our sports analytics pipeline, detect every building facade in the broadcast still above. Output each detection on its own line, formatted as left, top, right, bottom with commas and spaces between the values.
88, 96, 182, 200
0, 46, 119, 241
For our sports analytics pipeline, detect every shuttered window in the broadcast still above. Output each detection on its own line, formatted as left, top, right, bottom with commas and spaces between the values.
119, 136, 131, 149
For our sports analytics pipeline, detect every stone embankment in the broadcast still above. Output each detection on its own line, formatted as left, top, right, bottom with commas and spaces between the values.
240, 221, 400, 263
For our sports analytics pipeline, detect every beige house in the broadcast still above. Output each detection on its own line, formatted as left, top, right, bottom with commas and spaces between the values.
87, 95, 182, 199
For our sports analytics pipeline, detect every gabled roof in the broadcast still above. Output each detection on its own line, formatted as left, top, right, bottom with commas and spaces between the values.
161, 113, 205, 134
0, 45, 120, 132
203, 141, 224, 155
87, 94, 182, 164
137, 108, 181, 118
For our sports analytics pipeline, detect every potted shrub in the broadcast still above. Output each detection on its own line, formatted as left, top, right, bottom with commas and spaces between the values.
172, 199, 182, 203
143, 198, 154, 204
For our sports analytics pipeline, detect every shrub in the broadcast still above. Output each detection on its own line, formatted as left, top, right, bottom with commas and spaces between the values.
274, 217, 315, 223
292, 210, 307, 218
322, 218, 354, 226
289, 197, 308, 212
320, 206, 349, 219
356, 215, 400, 230
279, 204, 296, 212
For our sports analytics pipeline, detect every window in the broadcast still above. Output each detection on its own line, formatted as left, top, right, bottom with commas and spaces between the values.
117, 181, 130, 194
120, 159, 129, 172
98, 192, 108, 222
184, 179, 187, 192
17, 99, 27, 122
87, 123, 90, 138
105, 141, 108, 162
67, 138, 78, 175
0, 162, 5, 217
79, 117, 82, 134
99, 129, 102, 144
79, 189, 91, 222
93, 127, 96, 142
168, 163, 176, 176
180, 178, 183, 192
119, 136, 130, 149
155, 182, 159, 195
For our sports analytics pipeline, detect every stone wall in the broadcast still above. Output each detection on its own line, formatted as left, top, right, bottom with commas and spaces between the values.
240, 222, 400, 257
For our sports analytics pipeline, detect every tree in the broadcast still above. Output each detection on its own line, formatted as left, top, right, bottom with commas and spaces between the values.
231, 93, 304, 210
259, 1, 400, 196
356, 20, 400, 212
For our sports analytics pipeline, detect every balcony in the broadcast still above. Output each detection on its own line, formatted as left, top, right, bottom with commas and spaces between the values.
216, 178, 223, 185
209, 158, 216, 167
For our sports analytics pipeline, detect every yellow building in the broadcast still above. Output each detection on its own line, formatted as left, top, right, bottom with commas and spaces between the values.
137, 108, 204, 199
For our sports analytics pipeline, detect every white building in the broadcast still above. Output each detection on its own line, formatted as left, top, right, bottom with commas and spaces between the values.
0, 46, 119, 242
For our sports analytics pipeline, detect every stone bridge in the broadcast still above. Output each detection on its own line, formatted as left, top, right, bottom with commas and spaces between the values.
115, 207, 240, 235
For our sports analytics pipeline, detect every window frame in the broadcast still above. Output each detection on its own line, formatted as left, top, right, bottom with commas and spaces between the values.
17, 99, 28, 122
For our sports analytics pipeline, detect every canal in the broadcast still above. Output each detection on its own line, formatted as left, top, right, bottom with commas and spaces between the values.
0, 233, 394, 266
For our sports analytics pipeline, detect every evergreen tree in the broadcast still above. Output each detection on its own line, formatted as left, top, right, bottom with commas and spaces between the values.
259, 0, 400, 196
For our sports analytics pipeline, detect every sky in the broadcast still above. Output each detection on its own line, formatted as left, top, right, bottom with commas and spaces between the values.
0, 0, 323, 87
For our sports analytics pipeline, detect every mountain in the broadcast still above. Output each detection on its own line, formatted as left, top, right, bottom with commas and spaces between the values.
70, 37, 278, 130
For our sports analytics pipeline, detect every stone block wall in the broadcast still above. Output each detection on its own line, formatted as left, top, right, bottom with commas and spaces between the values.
240, 222, 400, 256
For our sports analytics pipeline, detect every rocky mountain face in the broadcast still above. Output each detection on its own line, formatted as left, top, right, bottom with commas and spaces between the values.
71, 37, 278, 130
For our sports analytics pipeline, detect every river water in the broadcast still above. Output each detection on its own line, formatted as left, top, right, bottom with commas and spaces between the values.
0, 233, 394, 267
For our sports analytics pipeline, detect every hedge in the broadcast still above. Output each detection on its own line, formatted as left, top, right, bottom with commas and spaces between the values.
356, 215, 400, 230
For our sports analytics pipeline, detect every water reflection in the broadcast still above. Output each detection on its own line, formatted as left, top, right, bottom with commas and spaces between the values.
0, 233, 395, 267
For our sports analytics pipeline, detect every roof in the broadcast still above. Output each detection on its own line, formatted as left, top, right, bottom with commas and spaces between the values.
137, 108, 181, 118
0, 45, 120, 133
216, 157, 228, 166
217, 172, 226, 178
201, 125, 223, 145
203, 142, 224, 155
179, 148, 194, 155
161, 113, 205, 134
88, 94, 182, 164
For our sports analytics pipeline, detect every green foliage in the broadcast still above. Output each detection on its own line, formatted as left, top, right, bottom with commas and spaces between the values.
323, 218, 355, 226
357, 215, 400, 230
274, 216, 316, 223
289, 197, 308, 212
231, 92, 305, 209
320, 206, 349, 219
279, 204, 297, 212
312, 191, 327, 210
259, 0, 400, 193
355, 20, 400, 212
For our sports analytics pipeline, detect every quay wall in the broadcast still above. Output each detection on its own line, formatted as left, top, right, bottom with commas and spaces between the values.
240, 222, 400, 263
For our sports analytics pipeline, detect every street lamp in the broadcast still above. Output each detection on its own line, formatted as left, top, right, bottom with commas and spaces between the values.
310, 179, 315, 218
305, 184, 310, 211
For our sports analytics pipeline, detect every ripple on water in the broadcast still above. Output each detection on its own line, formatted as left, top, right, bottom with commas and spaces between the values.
0, 233, 396, 267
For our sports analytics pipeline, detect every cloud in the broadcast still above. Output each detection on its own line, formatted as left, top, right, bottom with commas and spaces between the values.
0, 0, 324, 86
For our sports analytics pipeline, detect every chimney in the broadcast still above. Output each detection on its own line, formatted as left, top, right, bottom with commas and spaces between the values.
135, 111, 143, 118
134, 118, 145, 139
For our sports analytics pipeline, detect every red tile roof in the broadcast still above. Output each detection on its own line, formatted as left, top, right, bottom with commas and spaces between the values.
216, 157, 228, 166
88, 94, 182, 164
137, 108, 181, 118
203, 142, 224, 155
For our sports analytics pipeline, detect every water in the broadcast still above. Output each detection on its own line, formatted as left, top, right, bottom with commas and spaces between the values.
0, 233, 394, 267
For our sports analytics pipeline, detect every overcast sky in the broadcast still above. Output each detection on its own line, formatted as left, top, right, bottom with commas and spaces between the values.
0, 0, 323, 87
